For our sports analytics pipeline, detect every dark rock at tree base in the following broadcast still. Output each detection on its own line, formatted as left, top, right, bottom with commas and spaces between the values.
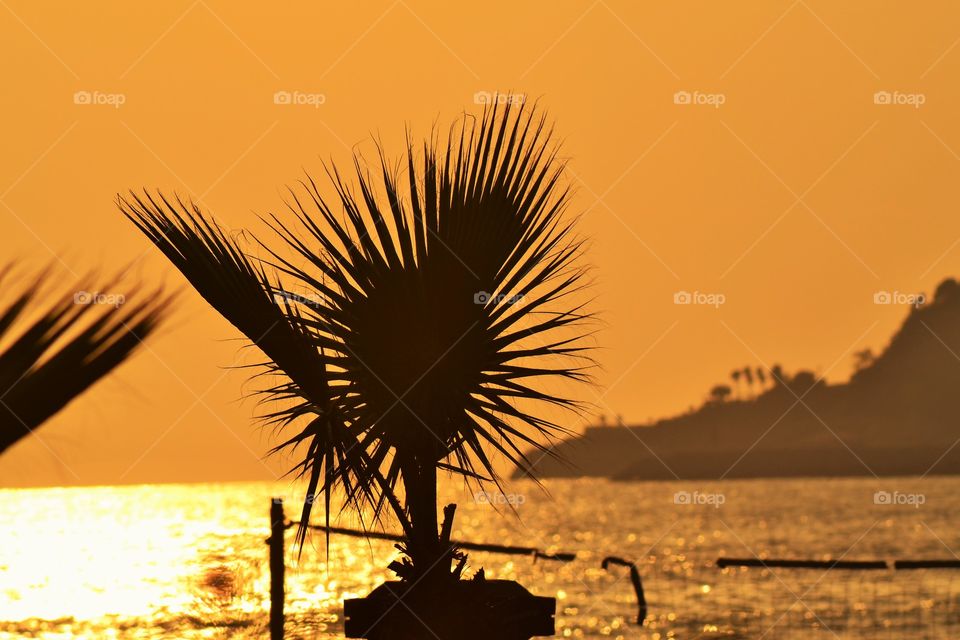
344, 580, 555, 639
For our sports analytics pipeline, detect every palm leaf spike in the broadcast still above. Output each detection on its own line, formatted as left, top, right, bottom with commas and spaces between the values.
0, 264, 169, 457
120, 102, 596, 584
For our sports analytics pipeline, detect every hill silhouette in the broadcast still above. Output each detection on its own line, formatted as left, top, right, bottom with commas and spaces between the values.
518, 277, 960, 481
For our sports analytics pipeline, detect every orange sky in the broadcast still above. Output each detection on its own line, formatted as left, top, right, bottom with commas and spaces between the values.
2, 1, 960, 486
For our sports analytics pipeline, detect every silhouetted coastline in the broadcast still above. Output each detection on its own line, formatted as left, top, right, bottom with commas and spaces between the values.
520, 278, 960, 481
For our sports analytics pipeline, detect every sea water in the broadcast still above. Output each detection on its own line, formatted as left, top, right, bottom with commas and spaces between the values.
1, 476, 958, 639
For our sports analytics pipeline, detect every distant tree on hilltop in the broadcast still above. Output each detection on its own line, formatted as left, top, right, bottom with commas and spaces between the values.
730, 369, 742, 398
709, 384, 732, 404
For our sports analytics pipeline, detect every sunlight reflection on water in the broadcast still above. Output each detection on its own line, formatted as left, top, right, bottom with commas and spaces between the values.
1, 477, 959, 639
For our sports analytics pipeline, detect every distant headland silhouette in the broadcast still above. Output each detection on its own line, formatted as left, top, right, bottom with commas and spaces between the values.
519, 277, 960, 481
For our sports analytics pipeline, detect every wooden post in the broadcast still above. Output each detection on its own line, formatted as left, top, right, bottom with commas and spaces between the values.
269, 499, 285, 640
602, 557, 647, 625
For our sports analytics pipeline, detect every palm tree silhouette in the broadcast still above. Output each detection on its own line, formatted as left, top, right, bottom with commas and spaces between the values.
771, 363, 785, 386
730, 369, 742, 398
742, 366, 754, 397
0, 265, 167, 457
119, 105, 593, 599
755, 366, 766, 390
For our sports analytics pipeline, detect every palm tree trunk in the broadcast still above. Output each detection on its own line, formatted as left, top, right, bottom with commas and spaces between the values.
402, 455, 441, 578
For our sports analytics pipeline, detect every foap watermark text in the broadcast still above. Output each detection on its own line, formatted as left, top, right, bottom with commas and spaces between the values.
74, 291, 125, 308
874, 491, 925, 508
674, 490, 725, 508
73, 90, 126, 108
874, 290, 925, 307
474, 491, 525, 506
873, 91, 925, 108
674, 290, 725, 308
273, 90, 326, 108
474, 291, 523, 305
674, 90, 725, 108
474, 91, 525, 106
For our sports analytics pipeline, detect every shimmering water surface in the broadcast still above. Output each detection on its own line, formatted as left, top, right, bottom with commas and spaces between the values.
2, 476, 959, 639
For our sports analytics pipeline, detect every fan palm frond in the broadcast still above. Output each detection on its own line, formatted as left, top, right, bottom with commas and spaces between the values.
0, 266, 168, 456
121, 104, 595, 573
266, 103, 594, 478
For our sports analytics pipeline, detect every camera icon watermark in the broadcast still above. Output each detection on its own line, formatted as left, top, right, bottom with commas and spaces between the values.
873, 490, 925, 508
873, 290, 925, 308
474, 291, 524, 305
674, 490, 725, 508
273, 90, 326, 108
74, 291, 126, 308
674, 290, 725, 308
473, 91, 526, 106
73, 90, 126, 109
673, 90, 726, 109
474, 491, 525, 506
873, 90, 925, 108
